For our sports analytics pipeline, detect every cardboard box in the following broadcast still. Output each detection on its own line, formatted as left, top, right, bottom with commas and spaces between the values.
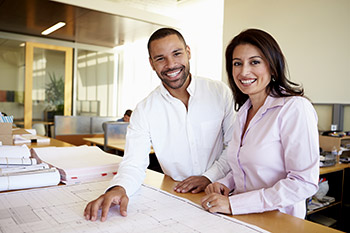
0, 122, 13, 145
319, 135, 350, 151
0, 122, 12, 135
0, 135, 12, 145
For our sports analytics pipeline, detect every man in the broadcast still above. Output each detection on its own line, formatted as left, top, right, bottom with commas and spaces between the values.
84, 28, 234, 221
117, 109, 132, 122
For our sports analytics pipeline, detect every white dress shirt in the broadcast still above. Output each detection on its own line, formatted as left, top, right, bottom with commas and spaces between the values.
109, 76, 235, 196
218, 95, 319, 218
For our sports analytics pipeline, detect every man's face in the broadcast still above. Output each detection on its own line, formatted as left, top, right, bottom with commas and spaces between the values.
123, 115, 130, 122
149, 34, 191, 90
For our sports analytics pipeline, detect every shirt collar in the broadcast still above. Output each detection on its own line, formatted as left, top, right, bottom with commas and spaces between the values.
159, 74, 194, 101
239, 95, 285, 116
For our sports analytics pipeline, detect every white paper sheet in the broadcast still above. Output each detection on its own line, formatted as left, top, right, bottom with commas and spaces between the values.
0, 181, 269, 233
0, 168, 60, 191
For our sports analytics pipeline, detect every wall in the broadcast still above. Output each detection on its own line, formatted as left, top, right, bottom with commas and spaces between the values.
223, 0, 350, 104
176, 0, 224, 81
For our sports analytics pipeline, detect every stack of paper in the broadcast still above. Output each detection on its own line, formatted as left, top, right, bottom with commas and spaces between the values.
32, 145, 122, 184
13, 134, 50, 144
0, 145, 60, 191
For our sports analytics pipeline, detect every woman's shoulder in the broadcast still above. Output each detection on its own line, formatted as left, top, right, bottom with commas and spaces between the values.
283, 96, 312, 107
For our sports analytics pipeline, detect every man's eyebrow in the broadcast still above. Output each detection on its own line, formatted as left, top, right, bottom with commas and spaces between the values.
152, 48, 184, 60
172, 48, 183, 53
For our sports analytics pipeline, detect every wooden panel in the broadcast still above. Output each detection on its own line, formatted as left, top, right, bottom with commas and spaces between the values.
0, 0, 162, 48
24, 42, 33, 129
64, 48, 73, 115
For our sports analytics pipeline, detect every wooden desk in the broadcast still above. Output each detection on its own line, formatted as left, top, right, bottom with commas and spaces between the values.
143, 169, 342, 233
83, 137, 124, 151
83, 137, 155, 153
2, 138, 344, 233
320, 163, 349, 175
15, 137, 74, 148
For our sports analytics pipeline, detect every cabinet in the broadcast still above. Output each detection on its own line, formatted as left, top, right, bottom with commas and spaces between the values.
307, 164, 349, 232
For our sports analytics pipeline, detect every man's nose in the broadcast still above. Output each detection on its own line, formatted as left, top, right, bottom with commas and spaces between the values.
165, 57, 176, 68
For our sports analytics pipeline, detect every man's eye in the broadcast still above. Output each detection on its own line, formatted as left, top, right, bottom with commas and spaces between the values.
174, 52, 182, 56
155, 57, 164, 62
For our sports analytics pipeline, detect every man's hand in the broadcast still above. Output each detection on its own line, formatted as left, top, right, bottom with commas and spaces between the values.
205, 182, 230, 196
174, 176, 211, 193
84, 186, 129, 222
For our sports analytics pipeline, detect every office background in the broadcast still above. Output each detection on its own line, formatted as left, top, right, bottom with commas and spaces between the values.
0, 0, 349, 132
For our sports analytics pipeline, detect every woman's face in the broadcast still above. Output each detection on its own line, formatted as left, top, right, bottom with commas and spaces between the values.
231, 43, 271, 101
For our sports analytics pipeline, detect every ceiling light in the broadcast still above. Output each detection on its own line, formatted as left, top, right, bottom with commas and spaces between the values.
41, 22, 66, 35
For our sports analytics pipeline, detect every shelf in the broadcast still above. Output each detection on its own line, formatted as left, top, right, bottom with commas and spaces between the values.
307, 201, 341, 215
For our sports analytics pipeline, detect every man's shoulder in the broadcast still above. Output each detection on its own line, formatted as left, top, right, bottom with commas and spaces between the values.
135, 85, 163, 108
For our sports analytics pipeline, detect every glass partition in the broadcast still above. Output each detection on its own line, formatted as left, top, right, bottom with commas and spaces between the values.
76, 49, 116, 116
32, 48, 66, 122
0, 39, 25, 122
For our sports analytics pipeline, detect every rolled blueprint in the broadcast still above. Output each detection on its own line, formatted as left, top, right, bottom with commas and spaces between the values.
0, 163, 49, 175
0, 145, 31, 158
0, 168, 60, 191
0, 157, 37, 166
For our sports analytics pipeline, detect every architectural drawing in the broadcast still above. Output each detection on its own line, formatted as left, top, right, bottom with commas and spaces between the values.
0, 181, 268, 233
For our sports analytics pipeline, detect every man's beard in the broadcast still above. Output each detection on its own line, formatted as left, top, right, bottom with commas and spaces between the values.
158, 65, 190, 90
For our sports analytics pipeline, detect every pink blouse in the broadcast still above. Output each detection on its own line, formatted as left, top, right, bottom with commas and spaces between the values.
218, 95, 319, 218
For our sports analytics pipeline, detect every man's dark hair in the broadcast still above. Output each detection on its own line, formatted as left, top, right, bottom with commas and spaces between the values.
147, 28, 187, 57
124, 109, 132, 117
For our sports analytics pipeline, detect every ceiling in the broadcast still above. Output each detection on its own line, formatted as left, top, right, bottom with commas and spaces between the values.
0, 0, 164, 48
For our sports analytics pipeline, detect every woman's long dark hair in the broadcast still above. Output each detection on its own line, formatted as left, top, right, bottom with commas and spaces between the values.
225, 29, 304, 111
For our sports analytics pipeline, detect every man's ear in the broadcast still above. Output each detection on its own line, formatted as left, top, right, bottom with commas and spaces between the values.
186, 45, 191, 60
149, 57, 155, 70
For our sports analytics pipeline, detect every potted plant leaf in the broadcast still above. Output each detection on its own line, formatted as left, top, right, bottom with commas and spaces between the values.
45, 72, 64, 121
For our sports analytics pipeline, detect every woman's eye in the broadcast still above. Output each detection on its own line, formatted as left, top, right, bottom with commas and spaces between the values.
233, 62, 241, 66
251, 60, 260, 65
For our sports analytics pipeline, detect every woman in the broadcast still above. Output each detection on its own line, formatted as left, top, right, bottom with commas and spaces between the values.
201, 29, 319, 218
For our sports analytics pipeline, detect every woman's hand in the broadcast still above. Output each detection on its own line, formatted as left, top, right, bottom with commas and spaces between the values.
205, 182, 230, 196
201, 193, 232, 214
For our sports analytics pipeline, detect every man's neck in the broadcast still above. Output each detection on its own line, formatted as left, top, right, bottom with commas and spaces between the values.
166, 75, 191, 109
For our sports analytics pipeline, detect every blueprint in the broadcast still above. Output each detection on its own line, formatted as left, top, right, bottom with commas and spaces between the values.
0, 181, 269, 233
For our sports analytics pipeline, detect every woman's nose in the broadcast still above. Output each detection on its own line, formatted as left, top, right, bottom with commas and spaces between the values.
241, 64, 251, 76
